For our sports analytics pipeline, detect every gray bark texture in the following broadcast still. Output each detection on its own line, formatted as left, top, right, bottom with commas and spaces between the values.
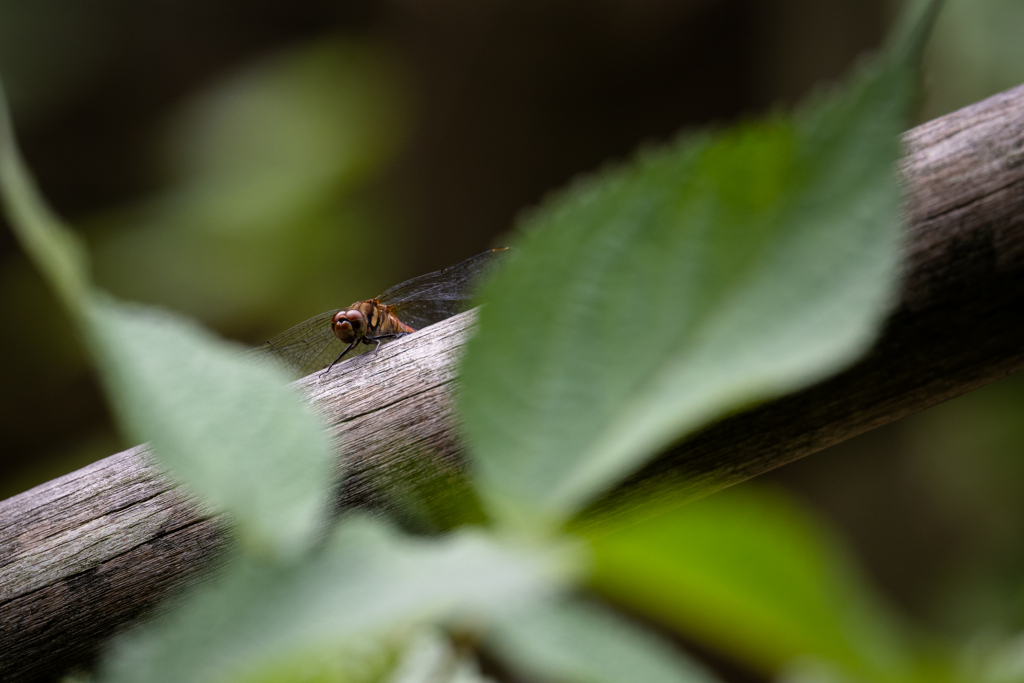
2, 83, 1024, 681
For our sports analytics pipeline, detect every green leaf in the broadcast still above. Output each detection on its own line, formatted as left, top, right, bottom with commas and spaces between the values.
487, 598, 720, 683
388, 630, 459, 683
941, 631, 1024, 683
585, 485, 915, 682
775, 660, 866, 683
86, 296, 335, 558
227, 636, 397, 683
0, 80, 89, 312
98, 519, 577, 683
389, 629, 496, 683
457, 0, 942, 529
0, 77, 337, 557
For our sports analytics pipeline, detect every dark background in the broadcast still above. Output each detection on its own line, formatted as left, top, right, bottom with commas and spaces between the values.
2, 0, 1023, 674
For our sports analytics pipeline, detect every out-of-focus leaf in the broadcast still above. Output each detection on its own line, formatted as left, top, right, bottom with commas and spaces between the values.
163, 40, 403, 188
87, 296, 334, 557
387, 629, 496, 683
959, 631, 1024, 683
91, 37, 409, 330
387, 630, 454, 683
458, 0, 942, 530
0, 72, 338, 558
586, 486, 917, 682
779, 655, 961, 683
447, 660, 496, 683
239, 635, 397, 683
99, 519, 577, 683
488, 598, 720, 683
0, 80, 89, 311
776, 659, 865, 683
920, 0, 1024, 121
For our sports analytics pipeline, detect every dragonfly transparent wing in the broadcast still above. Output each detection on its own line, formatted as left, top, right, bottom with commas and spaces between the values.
252, 310, 363, 378
251, 248, 508, 377
381, 247, 508, 330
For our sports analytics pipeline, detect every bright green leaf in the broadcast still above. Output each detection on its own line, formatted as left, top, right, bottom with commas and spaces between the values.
86, 295, 335, 558
458, 0, 943, 529
488, 598, 720, 683
99, 519, 577, 683
586, 485, 915, 682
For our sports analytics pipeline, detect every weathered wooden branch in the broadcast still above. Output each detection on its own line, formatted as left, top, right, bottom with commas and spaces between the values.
3, 84, 1024, 681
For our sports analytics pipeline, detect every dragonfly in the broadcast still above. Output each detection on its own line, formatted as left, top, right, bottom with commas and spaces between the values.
256, 247, 509, 377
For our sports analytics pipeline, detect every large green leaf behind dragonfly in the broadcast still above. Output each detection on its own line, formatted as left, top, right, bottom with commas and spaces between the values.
459, 0, 943, 529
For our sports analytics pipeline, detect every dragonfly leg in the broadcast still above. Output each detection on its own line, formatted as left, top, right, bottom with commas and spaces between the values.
364, 333, 407, 356
320, 340, 359, 379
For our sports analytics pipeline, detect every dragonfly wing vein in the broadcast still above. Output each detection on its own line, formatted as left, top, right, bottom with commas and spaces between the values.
250, 248, 507, 376
255, 310, 346, 377
381, 248, 508, 330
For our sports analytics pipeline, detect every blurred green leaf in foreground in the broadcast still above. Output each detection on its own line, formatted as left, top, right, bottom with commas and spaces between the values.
587, 485, 924, 682
87, 296, 334, 556
920, 0, 1024, 121
0, 77, 335, 558
459, 0, 943, 531
489, 599, 719, 683
99, 520, 575, 683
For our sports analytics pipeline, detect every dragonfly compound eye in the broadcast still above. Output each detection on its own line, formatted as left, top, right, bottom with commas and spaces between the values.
331, 309, 367, 342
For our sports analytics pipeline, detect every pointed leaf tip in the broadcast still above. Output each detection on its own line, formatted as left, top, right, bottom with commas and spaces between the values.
459, 3, 934, 530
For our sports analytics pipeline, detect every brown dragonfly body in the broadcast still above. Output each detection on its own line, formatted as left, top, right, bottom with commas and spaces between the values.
328, 298, 416, 367
257, 247, 508, 377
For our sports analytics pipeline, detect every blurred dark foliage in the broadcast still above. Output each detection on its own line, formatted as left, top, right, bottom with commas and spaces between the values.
2, 1, 1023, 680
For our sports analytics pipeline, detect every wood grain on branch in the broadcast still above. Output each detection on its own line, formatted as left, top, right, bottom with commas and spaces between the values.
3, 84, 1024, 681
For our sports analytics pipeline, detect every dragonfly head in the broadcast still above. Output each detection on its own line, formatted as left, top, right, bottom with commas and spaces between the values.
331, 309, 367, 343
